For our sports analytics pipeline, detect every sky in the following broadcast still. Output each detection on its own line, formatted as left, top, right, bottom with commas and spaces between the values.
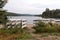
3, 0, 60, 14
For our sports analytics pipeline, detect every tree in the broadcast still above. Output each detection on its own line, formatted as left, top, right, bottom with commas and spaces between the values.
42, 8, 60, 18
0, 10, 7, 25
42, 8, 50, 18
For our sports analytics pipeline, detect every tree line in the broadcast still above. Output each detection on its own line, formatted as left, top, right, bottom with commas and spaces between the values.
0, 10, 7, 25
42, 8, 60, 18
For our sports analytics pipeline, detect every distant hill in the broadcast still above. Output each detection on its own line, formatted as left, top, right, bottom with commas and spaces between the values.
7, 12, 33, 16
33, 14, 42, 16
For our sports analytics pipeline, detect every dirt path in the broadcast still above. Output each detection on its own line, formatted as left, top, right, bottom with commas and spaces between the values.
27, 24, 41, 40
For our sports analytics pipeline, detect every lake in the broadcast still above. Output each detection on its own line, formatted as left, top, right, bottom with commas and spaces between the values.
7, 16, 42, 24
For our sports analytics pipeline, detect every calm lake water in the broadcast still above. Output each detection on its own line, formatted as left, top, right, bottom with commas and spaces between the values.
7, 16, 42, 24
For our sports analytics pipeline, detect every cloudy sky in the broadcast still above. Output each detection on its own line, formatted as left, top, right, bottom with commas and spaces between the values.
4, 0, 60, 14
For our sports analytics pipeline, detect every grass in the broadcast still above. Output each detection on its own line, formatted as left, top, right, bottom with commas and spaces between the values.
0, 26, 33, 40
1, 21, 60, 40
33, 21, 60, 38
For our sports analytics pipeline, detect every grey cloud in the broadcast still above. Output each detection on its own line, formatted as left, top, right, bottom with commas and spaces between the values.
3, 0, 60, 14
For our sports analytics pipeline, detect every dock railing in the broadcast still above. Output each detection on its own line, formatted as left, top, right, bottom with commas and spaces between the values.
6, 19, 27, 29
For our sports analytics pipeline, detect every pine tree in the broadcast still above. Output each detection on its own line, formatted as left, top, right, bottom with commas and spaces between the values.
0, 10, 7, 25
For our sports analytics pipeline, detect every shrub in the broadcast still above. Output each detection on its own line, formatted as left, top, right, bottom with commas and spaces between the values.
33, 21, 60, 33
0, 10, 8, 24
0, 27, 24, 36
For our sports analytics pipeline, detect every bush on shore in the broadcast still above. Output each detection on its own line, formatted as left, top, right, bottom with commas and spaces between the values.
33, 21, 60, 33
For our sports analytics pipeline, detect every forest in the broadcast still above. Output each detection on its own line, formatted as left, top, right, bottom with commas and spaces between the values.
42, 8, 60, 18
